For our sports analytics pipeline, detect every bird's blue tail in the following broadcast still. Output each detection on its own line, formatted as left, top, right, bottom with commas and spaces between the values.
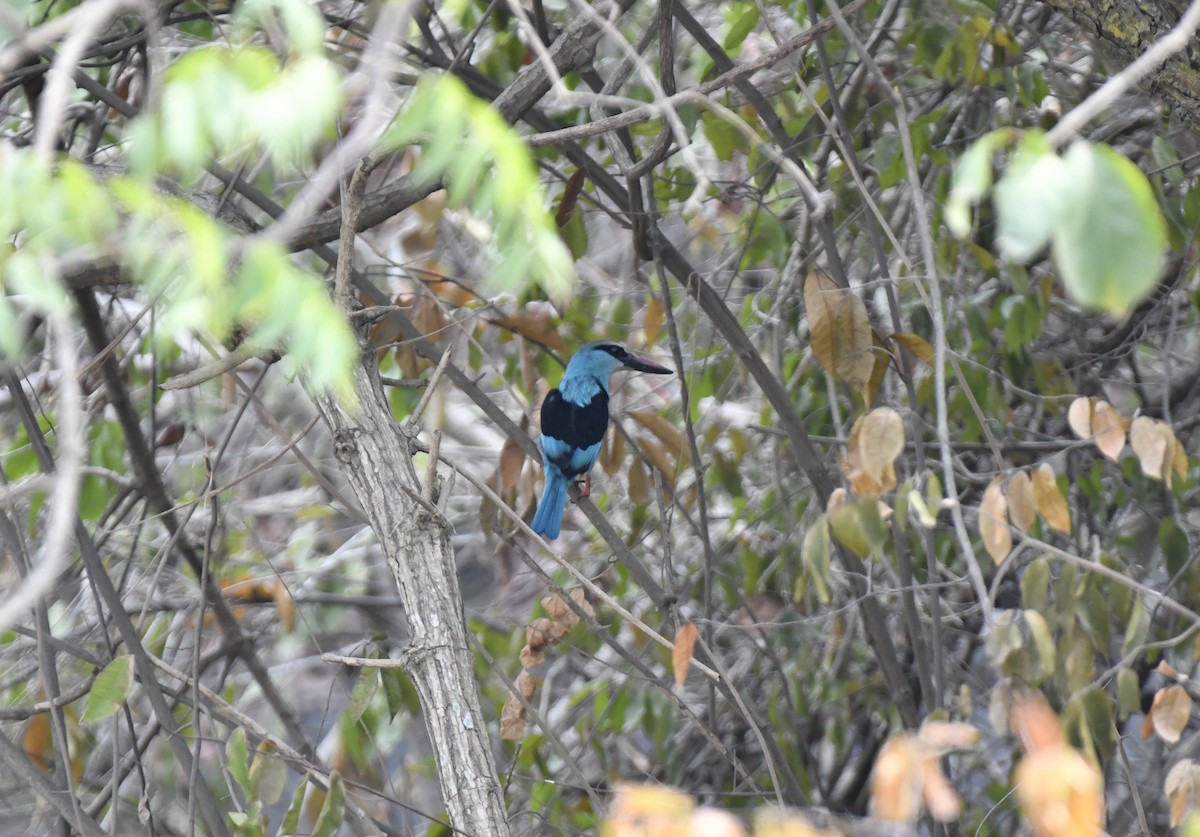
531, 473, 568, 539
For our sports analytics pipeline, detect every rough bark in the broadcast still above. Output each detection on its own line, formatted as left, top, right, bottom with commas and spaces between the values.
313, 352, 509, 836
1044, 0, 1200, 130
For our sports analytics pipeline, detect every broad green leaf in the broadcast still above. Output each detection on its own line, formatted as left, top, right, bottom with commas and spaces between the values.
801, 517, 832, 604
311, 772, 345, 837
723, 2, 759, 50
83, 654, 135, 723
946, 130, 1000, 237
346, 669, 378, 722
828, 498, 887, 557
280, 773, 308, 834
249, 743, 287, 806
227, 727, 251, 792
994, 131, 1072, 261
1052, 142, 1167, 315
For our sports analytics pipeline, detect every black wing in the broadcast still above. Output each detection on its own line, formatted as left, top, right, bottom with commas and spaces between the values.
540, 388, 609, 476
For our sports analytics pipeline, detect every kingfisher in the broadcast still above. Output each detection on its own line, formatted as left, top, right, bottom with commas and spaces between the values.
531, 341, 673, 538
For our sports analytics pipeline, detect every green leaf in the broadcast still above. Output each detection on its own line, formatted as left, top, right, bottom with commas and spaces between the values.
1160, 517, 1189, 578
83, 654, 135, 723
701, 110, 741, 162
346, 669, 378, 722
1021, 556, 1051, 613
249, 744, 287, 806
280, 773, 308, 835
311, 772, 345, 837
994, 131, 1071, 261
1122, 598, 1149, 658
801, 517, 832, 604
1116, 667, 1140, 721
828, 498, 887, 558
1052, 142, 1167, 315
723, 2, 760, 51
227, 727, 251, 792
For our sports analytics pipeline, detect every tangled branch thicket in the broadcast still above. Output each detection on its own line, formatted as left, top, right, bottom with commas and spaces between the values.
3, 0, 1200, 834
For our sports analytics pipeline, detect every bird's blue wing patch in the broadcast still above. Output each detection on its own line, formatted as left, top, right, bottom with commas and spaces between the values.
568, 442, 602, 474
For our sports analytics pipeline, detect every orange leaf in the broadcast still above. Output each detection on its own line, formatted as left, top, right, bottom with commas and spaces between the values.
1032, 463, 1071, 534
643, 297, 665, 345
1150, 685, 1192, 743
1007, 471, 1036, 534
605, 784, 693, 837
1090, 401, 1125, 461
272, 579, 296, 634
673, 623, 698, 689
804, 271, 874, 393
870, 736, 922, 823
979, 476, 1012, 563
1014, 746, 1103, 837
921, 753, 963, 822
23, 713, 51, 771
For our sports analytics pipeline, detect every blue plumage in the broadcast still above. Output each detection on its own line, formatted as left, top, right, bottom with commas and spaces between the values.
531, 341, 673, 539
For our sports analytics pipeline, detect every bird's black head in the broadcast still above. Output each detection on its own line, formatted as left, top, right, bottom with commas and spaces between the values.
593, 342, 673, 375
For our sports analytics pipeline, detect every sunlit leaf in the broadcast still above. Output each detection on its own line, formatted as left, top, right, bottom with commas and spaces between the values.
979, 476, 1012, 563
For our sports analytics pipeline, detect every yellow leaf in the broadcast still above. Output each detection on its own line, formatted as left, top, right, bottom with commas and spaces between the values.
804, 271, 874, 393
604, 784, 693, 837
1151, 685, 1192, 744
1015, 747, 1103, 837
1067, 396, 1094, 440
1007, 471, 1036, 534
890, 331, 935, 366
1032, 463, 1071, 534
979, 476, 1012, 563
272, 578, 296, 634
1129, 416, 1173, 483
1173, 438, 1189, 480
673, 623, 698, 689
857, 407, 906, 485
1090, 400, 1125, 461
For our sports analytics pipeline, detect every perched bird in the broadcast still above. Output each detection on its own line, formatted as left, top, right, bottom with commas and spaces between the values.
531, 342, 673, 538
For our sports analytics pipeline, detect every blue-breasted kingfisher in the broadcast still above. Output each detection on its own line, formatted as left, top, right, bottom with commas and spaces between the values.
531, 341, 673, 538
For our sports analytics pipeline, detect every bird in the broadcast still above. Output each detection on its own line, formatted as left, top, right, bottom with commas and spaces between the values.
531, 341, 673, 538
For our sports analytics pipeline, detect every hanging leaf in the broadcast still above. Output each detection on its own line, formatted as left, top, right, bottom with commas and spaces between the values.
643, 297, 665, 345
1090, 401, 1126, 461
829, 498, 887, 557
1130, 416, 1175, 483
1032, 463, 1071, 534
858, 407, 906, 485
1166, 759, 1200, 827
1067, 396, 1094, 440
499, 435, 526, 493
673, 623, 698, 689
628, 458, 651, 505
870, 736, 922, 823
979, 476, 1012, 563
1149, 685, 1192, 744
802, 517, 832, 604
804, 271, 874, 394
629, 410, 692, 464
1007, 471, 1036, 534
554, 168, 587, 228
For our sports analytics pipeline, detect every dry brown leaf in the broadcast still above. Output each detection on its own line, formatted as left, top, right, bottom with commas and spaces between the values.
979, 476, 1013, 563
1007, 471, 1036, 534
600, 427, 625, 477
499, 436, 525, 493
865, 342, 892, 409
1165, 759, 1200, 827
673, 623, 698, 689
1032, 463, 1071, 534
1011, 689, 1065, 754
628, 458, 651, 505
490, 315, 569, 352
1150, 685, 1192, 744
1159, 660, 1182, 679
917, 721, 981, 753
804, 271, 874, 394
1130, 416, 1171, 482
1090, 401, 1126, 461
870, 736, 922, 823
641, 439, 678, 494
500, 693, 527, 740
554, 168, 586, 228
630, 411, 692, 465
644, 297, 665, 346
1067, 396, 1094, 440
